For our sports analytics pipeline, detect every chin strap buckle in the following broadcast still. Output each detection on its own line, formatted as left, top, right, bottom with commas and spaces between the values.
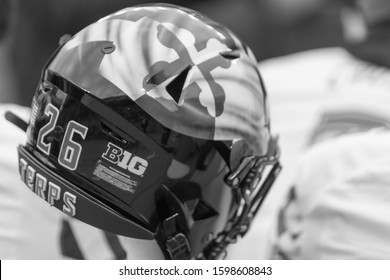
166, 233, 191, 260
162, 213, 192, 260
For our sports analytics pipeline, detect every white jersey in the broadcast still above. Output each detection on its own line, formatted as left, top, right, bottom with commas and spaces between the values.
0, 104, 125, 259
228, 47, 390, 259
264, 47, 390, 160
254, 48, 390, 259
272, 130, 390, 259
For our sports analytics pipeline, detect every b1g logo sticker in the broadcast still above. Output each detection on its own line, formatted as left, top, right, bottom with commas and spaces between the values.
101, 142, 148, 176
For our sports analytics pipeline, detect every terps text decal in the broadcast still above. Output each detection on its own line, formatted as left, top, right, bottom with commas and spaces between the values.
19, 157, 77, 217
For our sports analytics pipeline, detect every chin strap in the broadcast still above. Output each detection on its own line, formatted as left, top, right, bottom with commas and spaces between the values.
5, 111, 29, 132
155, 185, 193, 260
199, 137, 282, 260
164, 215, 192, 260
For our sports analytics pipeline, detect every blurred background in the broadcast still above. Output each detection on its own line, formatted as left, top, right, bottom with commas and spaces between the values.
1, 0, 345, 106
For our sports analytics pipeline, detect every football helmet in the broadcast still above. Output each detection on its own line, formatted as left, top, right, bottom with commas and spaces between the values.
11, 4, 280, 259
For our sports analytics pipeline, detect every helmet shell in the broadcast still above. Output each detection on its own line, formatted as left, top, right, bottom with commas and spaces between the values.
47, 3, 270, 156
22, 4, 273, 259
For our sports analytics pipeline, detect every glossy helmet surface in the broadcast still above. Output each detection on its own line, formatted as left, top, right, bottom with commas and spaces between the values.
17, 4, 280, 259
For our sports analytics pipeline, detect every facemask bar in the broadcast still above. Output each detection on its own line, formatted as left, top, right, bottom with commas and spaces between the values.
199, 136, 281, 260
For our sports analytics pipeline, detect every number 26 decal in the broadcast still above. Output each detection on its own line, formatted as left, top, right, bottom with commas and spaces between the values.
37, 104, 88, 170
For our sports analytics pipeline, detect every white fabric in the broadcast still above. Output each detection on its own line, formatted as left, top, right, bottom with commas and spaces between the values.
274, 130, 390, 259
